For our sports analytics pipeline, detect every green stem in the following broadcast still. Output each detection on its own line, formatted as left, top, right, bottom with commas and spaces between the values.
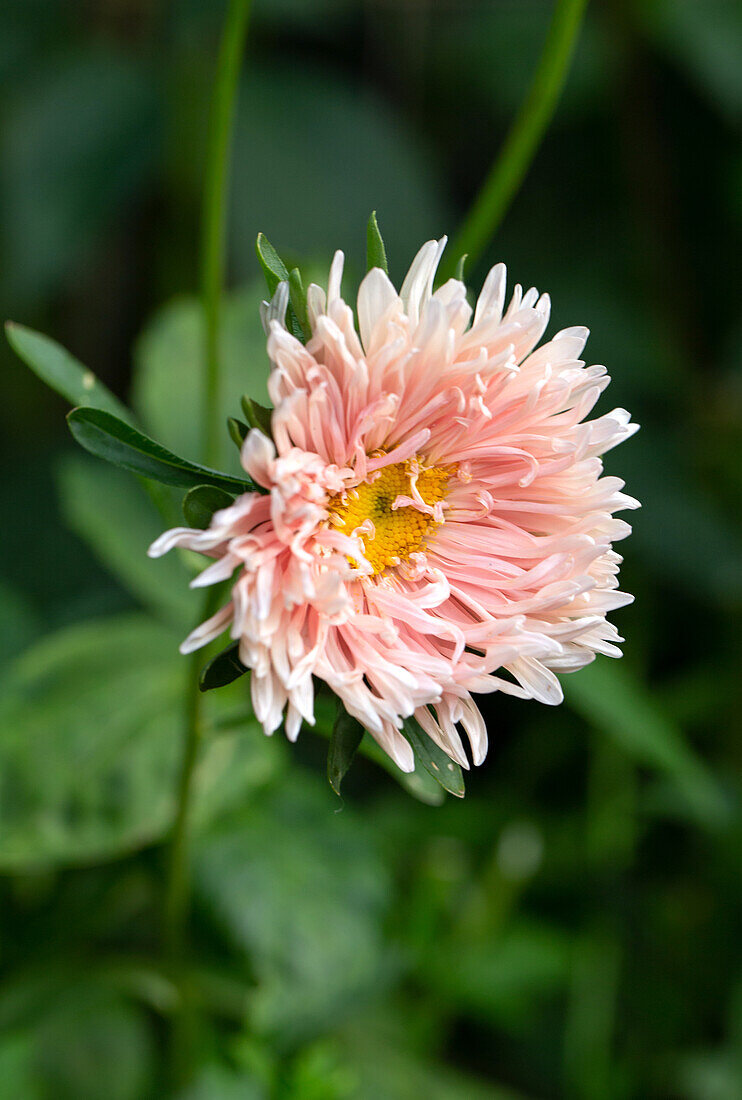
201, 0, 252, 467
164, 7, 251, 1082
163, 591, 219, 1089
440, 0, 589, 281
163, 642, 207, 962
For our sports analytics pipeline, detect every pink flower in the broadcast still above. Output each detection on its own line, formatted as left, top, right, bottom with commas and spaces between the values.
149, 240, 639, 773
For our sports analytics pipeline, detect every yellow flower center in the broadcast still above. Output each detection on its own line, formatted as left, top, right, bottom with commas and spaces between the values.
327, 458, 454, 575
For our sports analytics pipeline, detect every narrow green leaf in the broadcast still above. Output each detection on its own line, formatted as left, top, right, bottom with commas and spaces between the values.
227, 416, 248, 448
358, 746, 445, 805
454, 254, 468, 282
366, 210, 389, 275
183, 485, 235, 529
6, 322, 133, 422
67, 407, 253, 494
241, 395, 273, 438
327, 709, 365, 796
255, 232, 290, 295
289, 267, 311, 340
199, 641, 248, 692
400, 762, 448, 805
361, 733, 446, 806
254, 235, 307, 341
312, 694, 446, 805
402, 716, 466, 798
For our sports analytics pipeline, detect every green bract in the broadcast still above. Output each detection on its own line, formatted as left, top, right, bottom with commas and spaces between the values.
255, 232, 306, 342
402, 717, 466, 798
182, 485, 236, 529
199, 642, 249, 692
366, 210, 389, 275
327, 709, 365, 797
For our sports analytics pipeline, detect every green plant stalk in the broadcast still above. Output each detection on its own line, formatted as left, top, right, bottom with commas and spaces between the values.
201, 0, 252, 467
166, 0, 251, 959
163, 640, 207, 963
440, 0, 589, 281
165, 1, 251, 1083
163, 588, 222, 1089
164, 665, 202, 1088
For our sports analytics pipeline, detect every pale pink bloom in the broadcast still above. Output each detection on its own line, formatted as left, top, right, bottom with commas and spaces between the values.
150, 240, 639, 773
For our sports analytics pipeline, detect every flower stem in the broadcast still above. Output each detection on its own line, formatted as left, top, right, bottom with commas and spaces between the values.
161, 636, 201, 1087
163, 589, 221, 1089
440, 0, 589, 281
163, 641, 207, 963
202, 0, 252, 468
164, 2, 251, 1084
166, 0, 250, 973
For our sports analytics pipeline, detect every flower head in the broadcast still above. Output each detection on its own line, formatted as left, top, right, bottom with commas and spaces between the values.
150, 239, 639, 773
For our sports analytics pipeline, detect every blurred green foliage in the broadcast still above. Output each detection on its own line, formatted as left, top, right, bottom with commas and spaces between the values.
1, 0, 741, 1097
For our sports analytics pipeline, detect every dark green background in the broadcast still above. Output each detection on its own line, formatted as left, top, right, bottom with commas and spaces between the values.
1, 1, 741, 1097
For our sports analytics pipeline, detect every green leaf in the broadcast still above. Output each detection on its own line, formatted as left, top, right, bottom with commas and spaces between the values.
30, 982, 155, 1100
228, 416, 249, 448
0, 617, 184, 868
0, 615, 277, 869
564, 661, 731, 830
254, 235, 305, 342
366, 210, 389, 275
67, 407, 252, 493
241, 395, 273, 438
312, 695, 446, 805
255, 232, 290, 295
200, 641, 248, 692
0, 980, 157, 1100
288, 267, 311, 340
5, 323, 132, 422
58, 456, 192, 628
327, 709, 364, 796
363, 735, 447, 806
402, 716, 466, 798
195, 773, 390, 1040
454, 254, 468, 282
182, 484, 235, 529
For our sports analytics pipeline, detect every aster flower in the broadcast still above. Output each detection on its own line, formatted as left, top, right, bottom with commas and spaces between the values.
149, 239, 639, 774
